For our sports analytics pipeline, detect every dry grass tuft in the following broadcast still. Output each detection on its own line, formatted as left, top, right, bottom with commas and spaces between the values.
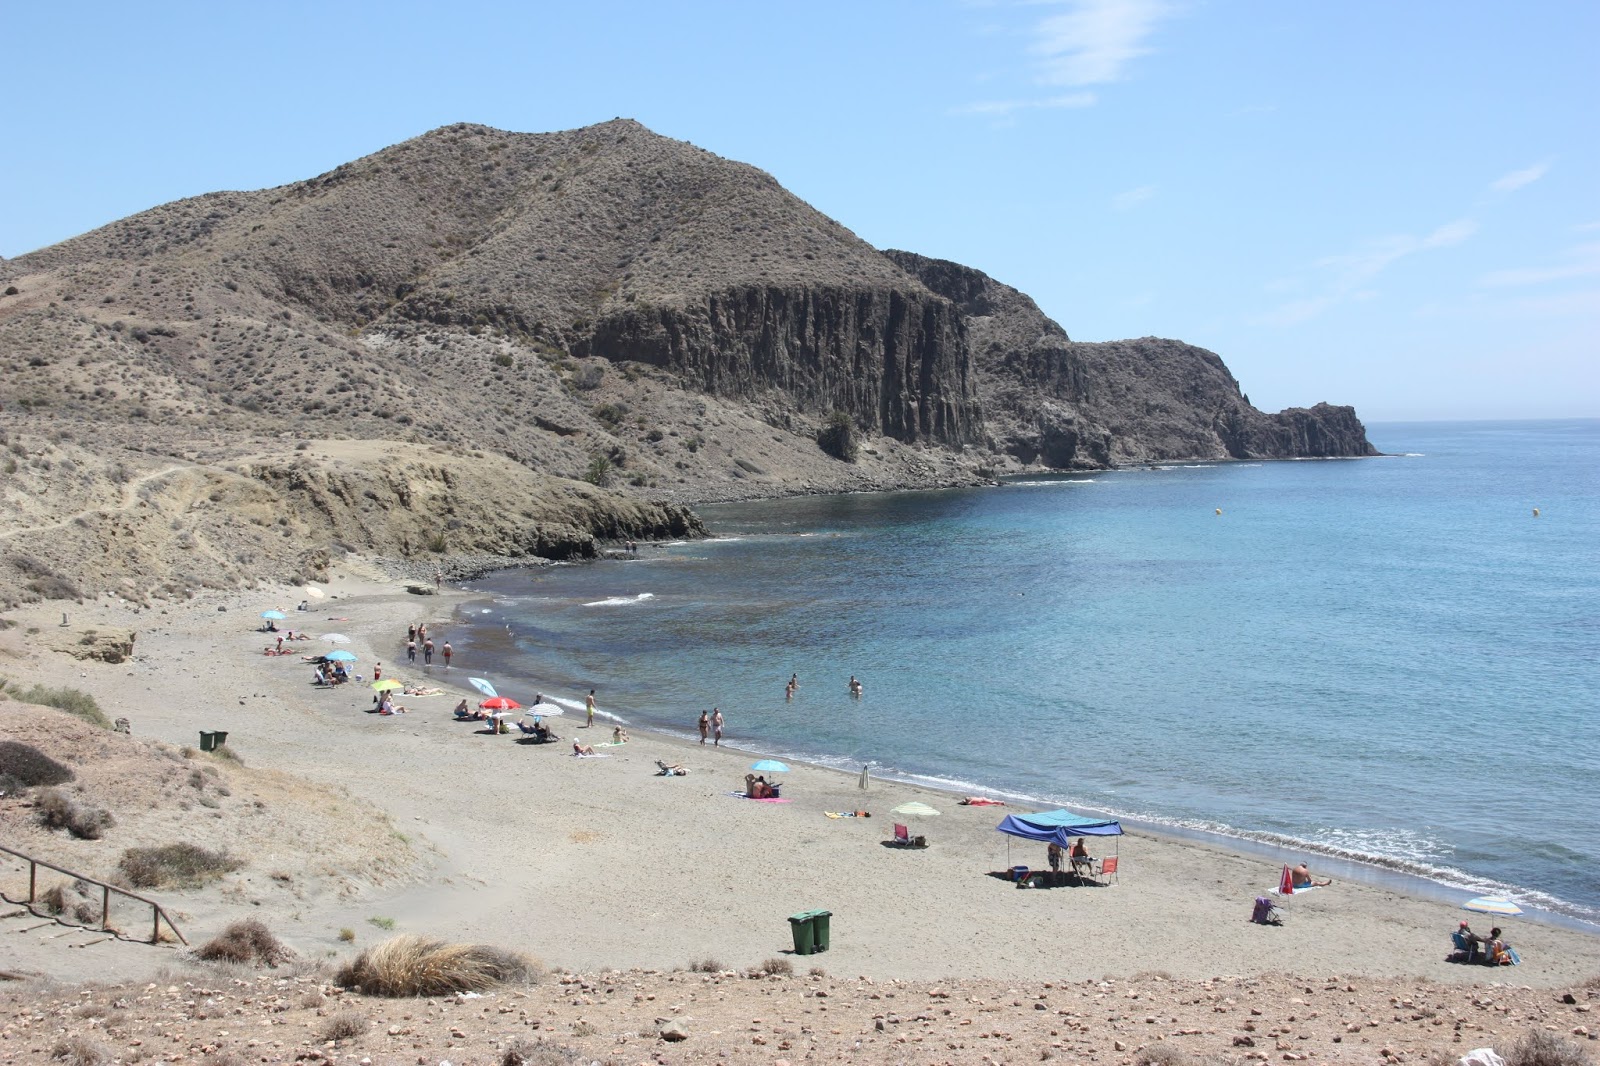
1134, 1045, 1197, 1066
194, 919, 295, 967
756, 957, 793, 976
335, 934, 540, 997
1506, 1029, 1592, 1066
501, 1039, 581, 1066
118, 843, 244, 888
314, 1011, 368, 1043
49, 1034, 110, 1066
689, 957, 725, 973
36, 787, 114, 839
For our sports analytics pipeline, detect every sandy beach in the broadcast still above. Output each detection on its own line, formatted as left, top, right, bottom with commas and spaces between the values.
5, 561, 1599, 996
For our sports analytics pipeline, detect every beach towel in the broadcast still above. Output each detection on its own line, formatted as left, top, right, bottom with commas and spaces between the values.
572, 752, 612, 758
824, 811, 871, 818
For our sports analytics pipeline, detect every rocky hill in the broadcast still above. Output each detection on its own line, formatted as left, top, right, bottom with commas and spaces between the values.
0, 119, 1374, 606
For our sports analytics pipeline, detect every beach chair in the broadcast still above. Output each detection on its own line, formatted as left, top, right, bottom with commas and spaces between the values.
893, 823, 910, 845
516, 721, 537, 736
1093, 856, 1119, 884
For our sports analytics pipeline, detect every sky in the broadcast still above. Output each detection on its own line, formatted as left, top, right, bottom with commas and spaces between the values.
2, 1, 1596, 421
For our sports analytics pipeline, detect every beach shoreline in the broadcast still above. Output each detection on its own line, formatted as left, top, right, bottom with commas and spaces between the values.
3, 558, 1598, 993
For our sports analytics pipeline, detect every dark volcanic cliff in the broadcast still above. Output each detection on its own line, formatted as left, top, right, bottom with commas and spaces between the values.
884, 250, 1376, 466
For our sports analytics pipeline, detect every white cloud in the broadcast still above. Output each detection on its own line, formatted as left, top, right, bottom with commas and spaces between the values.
1112, 184, 1156, 210
1479, 242, 1600, 288
1030, 0, 1174, 86
1252, 218, 1479, 326
952, 93, 1097, 117
1489, 162, 1551, 194
956, 0, 1178, 120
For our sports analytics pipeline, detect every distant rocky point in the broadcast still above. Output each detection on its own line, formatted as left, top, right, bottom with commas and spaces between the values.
0, 119, 1374, 606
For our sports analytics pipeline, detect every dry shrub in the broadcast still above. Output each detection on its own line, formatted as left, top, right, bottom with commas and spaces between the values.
36, 788, 115, 839
0, 740, 74, 786
2, 683, 109, 727
1506, 1029, 1592, 1066
118, 843, 244, 888
688, 957, 724, 973
50, 1034, 109, 1066
502, 1039, 580, 1066
315, 1011, 368, 1042
194, 919, 295, 967
38, 884, 71, 915
757, 957, 793, 976
1134, 1045, 1197, 1066
335, 934, 539, 996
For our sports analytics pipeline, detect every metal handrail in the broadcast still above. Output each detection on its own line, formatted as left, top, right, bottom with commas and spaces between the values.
0, 841, 186, 946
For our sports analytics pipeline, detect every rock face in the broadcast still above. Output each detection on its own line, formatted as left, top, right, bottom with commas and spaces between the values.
886, 251, 1377, 466
577, 285, 975, 445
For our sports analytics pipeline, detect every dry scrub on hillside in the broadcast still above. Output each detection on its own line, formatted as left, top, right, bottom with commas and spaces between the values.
194, 919, 295, 968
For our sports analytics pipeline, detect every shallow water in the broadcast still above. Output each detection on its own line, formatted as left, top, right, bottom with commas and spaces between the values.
455, 420, 1600, 925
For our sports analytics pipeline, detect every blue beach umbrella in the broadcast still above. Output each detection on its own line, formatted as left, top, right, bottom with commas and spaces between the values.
324, 650, 358, 662
260, 610, 287, 620
468, 677, 498, 699
751, 760, 790, 773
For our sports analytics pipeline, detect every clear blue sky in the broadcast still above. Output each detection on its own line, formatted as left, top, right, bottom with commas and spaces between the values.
3, 1, 1595, 420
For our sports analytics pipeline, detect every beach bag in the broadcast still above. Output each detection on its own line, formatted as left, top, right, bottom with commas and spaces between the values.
1251, 896, 1283, 925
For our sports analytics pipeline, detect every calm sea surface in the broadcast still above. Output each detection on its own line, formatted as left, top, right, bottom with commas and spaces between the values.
456, 420, 1600, 924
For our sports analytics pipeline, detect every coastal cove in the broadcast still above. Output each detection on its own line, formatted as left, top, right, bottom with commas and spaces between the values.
454, 419, 1600, 929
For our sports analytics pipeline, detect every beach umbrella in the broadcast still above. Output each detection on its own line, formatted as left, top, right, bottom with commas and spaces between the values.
260, 610, 287, 620
524, 704, 564, 718
891, 801, 941, 818
751, 760, 790, 773
1463, 897, 1523, 917
468, 677, 498, 699
371, 679, 404, 692
479, 696, 522, 711
324, 650, 357, 662
322, 633, 351, 644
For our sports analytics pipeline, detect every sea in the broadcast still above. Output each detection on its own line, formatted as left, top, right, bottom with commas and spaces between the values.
452, 420, 1600, 927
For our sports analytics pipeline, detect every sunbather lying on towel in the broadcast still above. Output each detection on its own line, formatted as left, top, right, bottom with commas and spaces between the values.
656, 760, 689, 776
573, 741, 596, 755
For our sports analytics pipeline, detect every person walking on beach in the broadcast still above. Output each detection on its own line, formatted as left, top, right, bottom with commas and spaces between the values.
441, 641, 452, 668
423, 638, 434, 665
374, 662, 382, 682
407, 624, 416, 644
406, 639, 416, 663
698, 709, 710, 744
585, 689, 596, 727
712, 707, 724, 746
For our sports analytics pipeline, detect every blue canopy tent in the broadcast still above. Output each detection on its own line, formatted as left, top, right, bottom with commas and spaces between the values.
996, 810, 1123, 881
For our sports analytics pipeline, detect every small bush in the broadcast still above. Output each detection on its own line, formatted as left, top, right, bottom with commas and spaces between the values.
194, 919, 295, 967
39, 884, 72, 915
315, 1011, 368, 1043
501, 1038, 580, 1066
338, 927, 356, 942
36, 788, 114, 839
0, 740, 75, 786
118, 843, 244, 888
688, 957, 724, 973
817, 410, 859, 462
758, 957, 793, 976
2, 683, 110, 728
584, 455, 612, 487
592, 402, 628, 426
1507, 1029, 1591, 1066
335, 934, 540, 996
367, 916, 395, 930
49, 1035, 109, 1066
1134, 1046, 1196, 1066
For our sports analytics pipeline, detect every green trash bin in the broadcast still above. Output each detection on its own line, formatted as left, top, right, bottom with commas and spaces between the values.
788, 912, 816, 956
198, 730, 217, 752
211, 730, 228, 748
810, 909, 832, 952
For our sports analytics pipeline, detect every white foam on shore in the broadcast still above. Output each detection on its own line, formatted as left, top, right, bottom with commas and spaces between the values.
1009, 478, 1098, 487
582, 593, 655, 607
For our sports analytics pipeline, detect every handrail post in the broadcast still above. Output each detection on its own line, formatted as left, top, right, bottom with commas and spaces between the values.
102, 884, 110, 931
29, 860, 36, 904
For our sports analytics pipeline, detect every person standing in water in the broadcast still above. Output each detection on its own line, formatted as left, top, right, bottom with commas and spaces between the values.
585, 689, 596, 728
848, 675, 863, 698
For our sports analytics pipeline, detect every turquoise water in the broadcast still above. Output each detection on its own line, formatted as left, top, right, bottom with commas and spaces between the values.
455, 420, 1600, 923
